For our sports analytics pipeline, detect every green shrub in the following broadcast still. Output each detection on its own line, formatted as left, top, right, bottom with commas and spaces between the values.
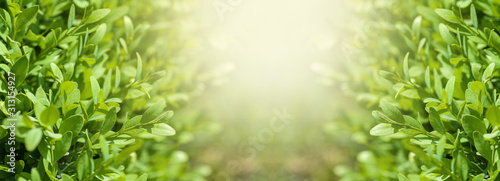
321, 0, 500, 180
0, 0, 208, 180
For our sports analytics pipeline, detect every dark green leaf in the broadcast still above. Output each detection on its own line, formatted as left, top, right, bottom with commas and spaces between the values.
101, 107, 117, 134
429, 108, 445, 134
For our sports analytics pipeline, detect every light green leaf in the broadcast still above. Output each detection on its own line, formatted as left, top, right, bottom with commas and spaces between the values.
370, 123, 395, 136
471, 4, 478, 29
140, 99, 166, 123
462, 115, 486, 137
439, 23, 456, 44
59, 115, 84, 138
124, 115, 141, 130
404, 115, 421, 130
425, 67, 431, 92
25, 128, 42, 151
412, 16, 422, 37
433, 69, 443, 99
88, 24, 107, 45
68, 4, 75, 30
436, 136, 446, 162
124, 16, 134, 38
31, 168, 41, 180
90, 76, 100, 104
115, 66, 121, 90
103, 70, 112, 99
379, 99, 405, 124
11, 57, 29, 87
473, 131, 491, 162
403, 52, 410, 81
136, 173, 148, 181
435, 9, 461, 23
50, 63, 64, 82
84, 9, 110, 24
15, 5, 38, 31
135, 52, 143, 82
445, 76, 455, 103
482, 63, 495, 82
40, 105, 60, 127
149, 123, 176, 136
397, 173, 409, 181
486, 106, 500, 127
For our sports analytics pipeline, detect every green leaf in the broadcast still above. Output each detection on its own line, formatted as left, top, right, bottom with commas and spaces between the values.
40, 105, 60, 127
60, 81, 75, 96
77, 151, 89, 180
68, 4, 75, 30
472, 174, 485, 181
436, 136, 446, 162
471, 4, 478, 29
124, 16, 134, 38
140, 99, 166, 123
425, 67, 431, 92
403, 52, 410, 81
433, 69, 443, 99
115, 66, 121, 90
54, 132, 72, 161
370, 123, 395, 136
136, 173, 148, 181
124, 115, 141, 130
439, 23, 456, 44
14, 5, 38, 31
11, 57, 29, 87
84, 9, 110, 24
61, 174, 74, 181
462, 115, 486, 137
379, 99, 405, 124
103, 70, 112, 99
397, 173, 409, 181
435, 9, 461, 23
90, 76, 100, 104
486, 106, 500, 127
50, 62, 64, 82
473, 131, 492, 162
148, 123, 176, 136
59, 115, 84, 138
429, 108, 445, 134
135, 52, 143, 82
412, 16, 422, 37
455, 151, 469, 181
482, 63, 495, 82
470, 81, 485, 95
445, 76, 455, 103
403, 115, 421, 130
25, 128, 42, 151
31, 168, 41, 181
88, 24, 106, 45
101, 107, 117, 134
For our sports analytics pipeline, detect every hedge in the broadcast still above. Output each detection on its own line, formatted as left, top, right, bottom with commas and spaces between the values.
0, 0, 208, 180
317, 0, 500, 180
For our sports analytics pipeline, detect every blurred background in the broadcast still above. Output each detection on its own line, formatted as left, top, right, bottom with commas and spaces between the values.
171, 0, 367, 180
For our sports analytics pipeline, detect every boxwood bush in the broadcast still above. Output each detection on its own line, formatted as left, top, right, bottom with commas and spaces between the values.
0, 0, 209, 180
317, 0, 500, 180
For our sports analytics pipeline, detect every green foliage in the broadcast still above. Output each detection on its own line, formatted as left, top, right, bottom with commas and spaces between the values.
0, 0, 208, 180
319, 0, 500, 180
